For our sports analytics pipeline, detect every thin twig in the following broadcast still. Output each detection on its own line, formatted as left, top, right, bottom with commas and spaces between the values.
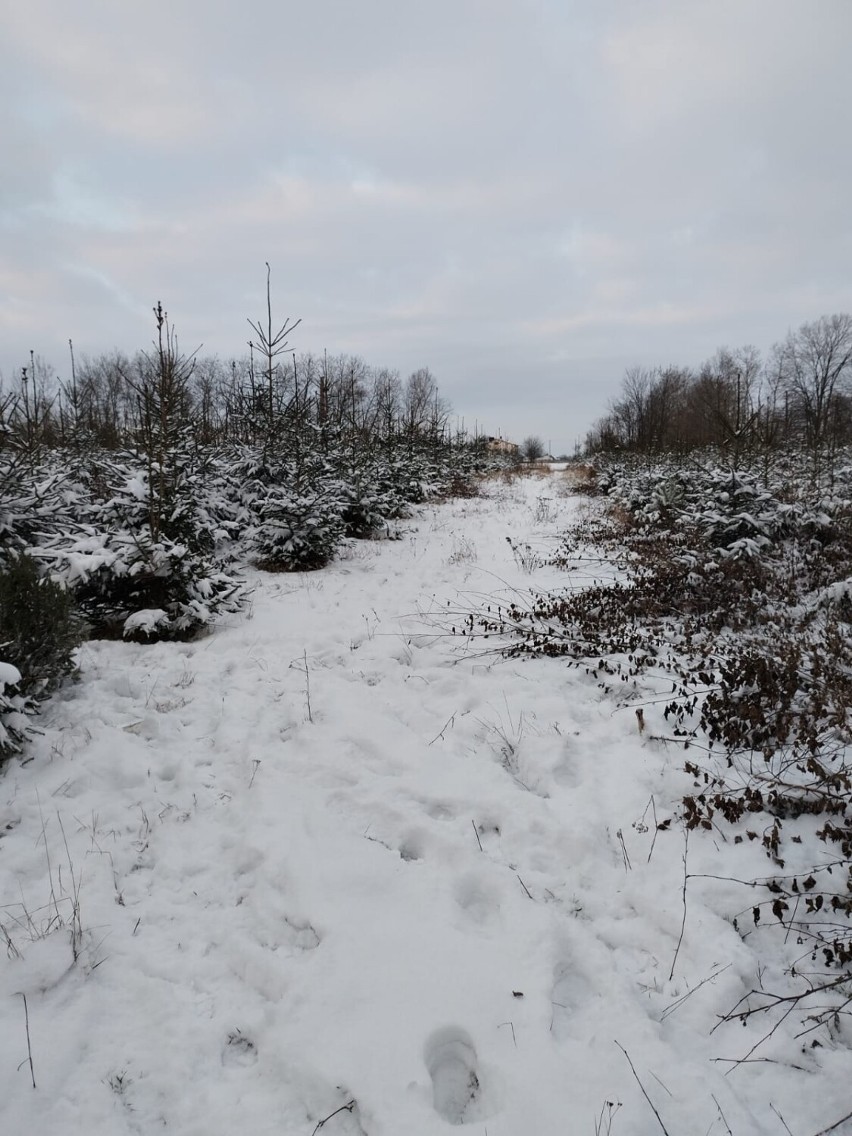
616, 829, 631, 871
811, 1107, 852, 1136
517, 874, 533, 900
784, 894, 800, 946
770, 1102, 795, 1135
471, 820, 483, 852
36, 790, 61, 928
660, 964, 730, 1021
310, 1100, 355, 1135
303, 650, 312, 723
21, 993, 35, 1088
647, 795, 660, 864
595, 1099, 622, 1136
57, 814, 83, 961
1, 918, 21, 958
614, 1042, 671, 1136
712, 1094, 733, 1135
716, 998, 801, 1069
428, 713, 456, 745
650, 1071, 672, 1098
668, 828, 689, 981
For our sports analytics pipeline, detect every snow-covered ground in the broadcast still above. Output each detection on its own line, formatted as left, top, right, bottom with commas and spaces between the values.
0, 473, 846, 1135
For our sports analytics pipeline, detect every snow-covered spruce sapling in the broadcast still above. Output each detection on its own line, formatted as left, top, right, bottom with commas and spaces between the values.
0, 553, 81, 698
251, 480, 345, 572
127, 303, 201, 547
0, 453, 84, 564
0, 661, 30, 758
37, 459, 245, 641
36, 308, 247, 640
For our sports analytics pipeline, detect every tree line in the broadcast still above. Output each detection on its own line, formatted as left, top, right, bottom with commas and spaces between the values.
8, 341, 453, 456
585, 313, 852, 463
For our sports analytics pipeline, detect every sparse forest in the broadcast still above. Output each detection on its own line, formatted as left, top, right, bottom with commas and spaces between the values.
0, 278, 510, 756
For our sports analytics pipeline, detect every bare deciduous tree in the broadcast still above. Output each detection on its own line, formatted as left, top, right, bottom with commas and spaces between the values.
521, 435, 545, 462
774, 313, 852, 455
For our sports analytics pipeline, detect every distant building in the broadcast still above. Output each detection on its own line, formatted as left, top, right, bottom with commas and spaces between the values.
483, 436, 519, 455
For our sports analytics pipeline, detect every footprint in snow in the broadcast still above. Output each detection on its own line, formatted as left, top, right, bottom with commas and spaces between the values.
419, 798, 456, 822
282, 916, 321, 951
423, 1028, 482, 1125
550, 961, 590, 1041
398, 833, 423, 862
453, 871, 502, 927
222, 1030, 258, 1067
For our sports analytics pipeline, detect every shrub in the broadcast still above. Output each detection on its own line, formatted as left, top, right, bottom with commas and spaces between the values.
34, 456, 246, 642
252, 484, 344, 571
0, 554, 81, 760
0, 456, 84, 566
44, 527, 244, 641
0, 661, 30, 758
0, 553, 81, 696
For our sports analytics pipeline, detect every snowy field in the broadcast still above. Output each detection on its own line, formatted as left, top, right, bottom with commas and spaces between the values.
1, 472, 847, 1135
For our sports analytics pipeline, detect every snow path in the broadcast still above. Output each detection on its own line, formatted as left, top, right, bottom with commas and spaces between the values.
1, 474, 846, 1134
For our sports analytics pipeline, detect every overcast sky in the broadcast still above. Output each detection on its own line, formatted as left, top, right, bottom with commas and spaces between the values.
2, 1, 851, 452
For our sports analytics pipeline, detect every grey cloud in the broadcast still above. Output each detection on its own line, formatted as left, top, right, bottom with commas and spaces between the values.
2, 0, 851, 451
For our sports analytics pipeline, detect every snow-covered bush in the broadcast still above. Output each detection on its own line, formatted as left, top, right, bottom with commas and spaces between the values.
0, 552, 81, 695
336, 450, 417, 537
0, 455, 84, 564
192, 449, 252, 559
0, 661, 30, 758
251, 483, 345, 571
46, 527, 243, 641
0, 459, 83, 757
38, 460, 244, 641
418, 444, 482, 501
228, 446, 345, 571
0, 552, 79, 759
